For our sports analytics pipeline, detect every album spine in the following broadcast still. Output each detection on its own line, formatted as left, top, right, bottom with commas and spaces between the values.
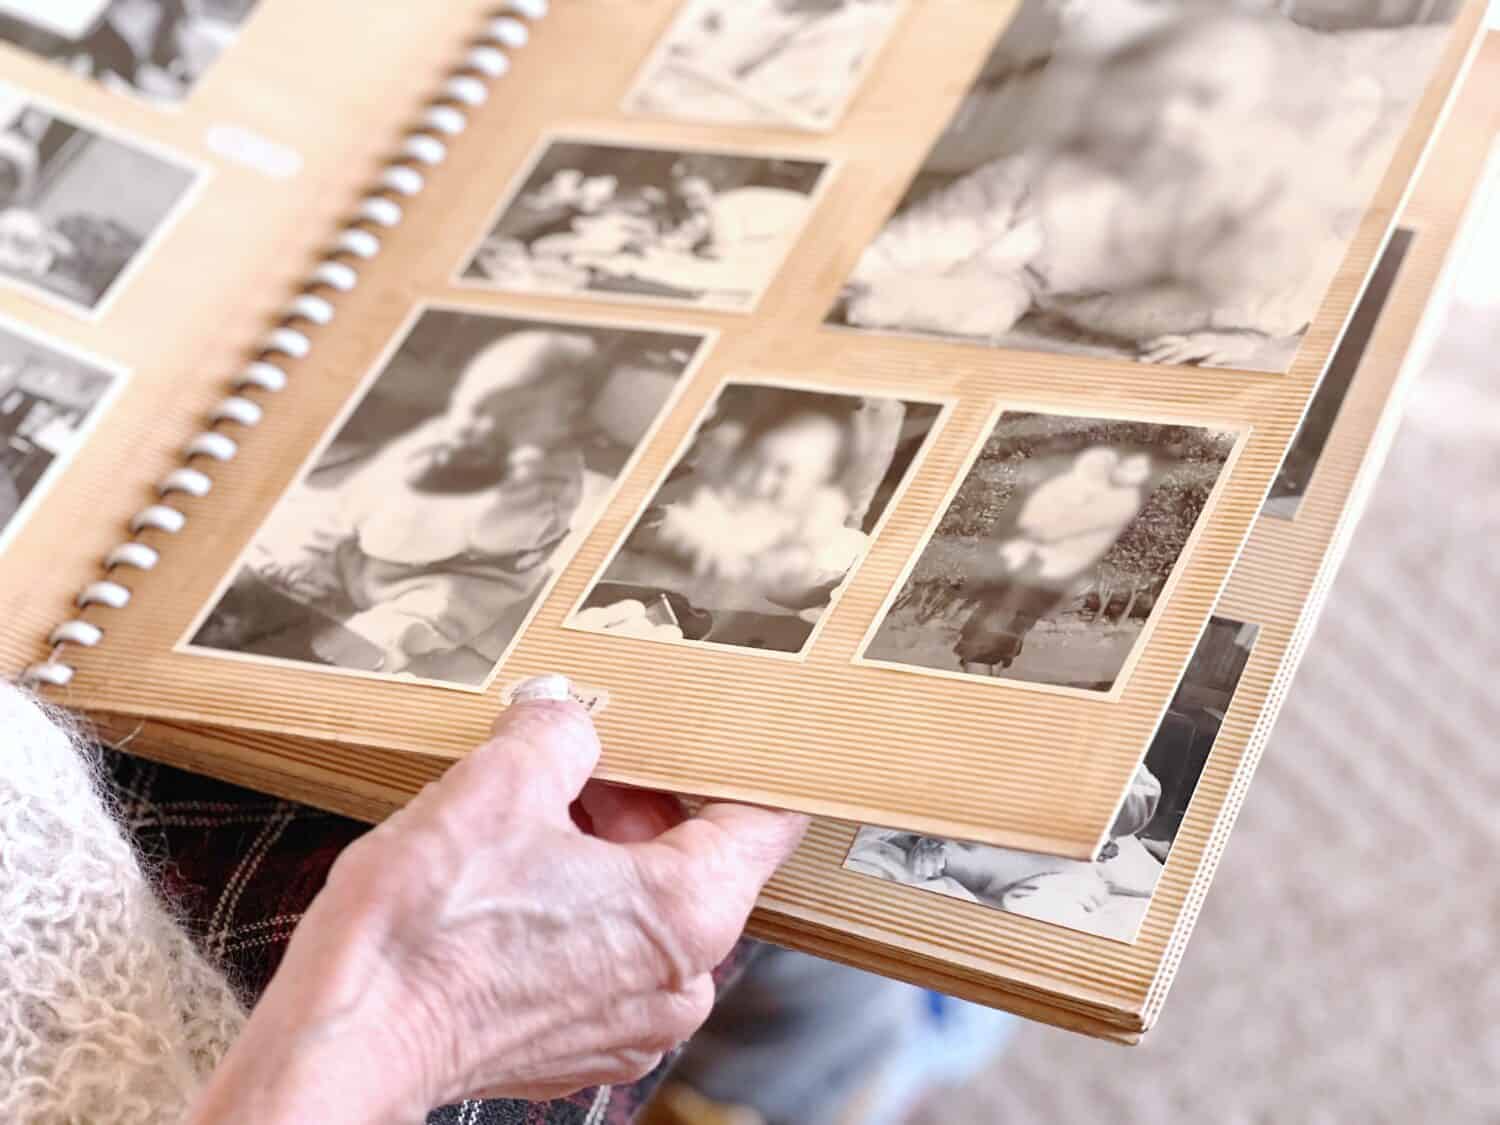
20, 0, 552, 688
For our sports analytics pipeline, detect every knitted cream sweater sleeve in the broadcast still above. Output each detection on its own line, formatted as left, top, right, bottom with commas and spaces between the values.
0, 684, 246, 1125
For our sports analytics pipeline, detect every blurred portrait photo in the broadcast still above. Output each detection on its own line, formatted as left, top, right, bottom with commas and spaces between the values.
859, 410, 1242, 695
571, 382, 944, 656
829, 0, 1458, 371
185, 308, 710, 688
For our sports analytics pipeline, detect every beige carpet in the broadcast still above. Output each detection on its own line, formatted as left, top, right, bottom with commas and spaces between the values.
907, 290, 1500, 1120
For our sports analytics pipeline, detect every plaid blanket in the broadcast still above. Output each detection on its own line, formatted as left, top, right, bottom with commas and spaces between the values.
101, 747, 750, 1125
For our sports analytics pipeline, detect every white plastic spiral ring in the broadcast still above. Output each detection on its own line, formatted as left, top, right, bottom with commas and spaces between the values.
50, 620, 103, 647
187, 432, 238, 461
129, 505, 186, 535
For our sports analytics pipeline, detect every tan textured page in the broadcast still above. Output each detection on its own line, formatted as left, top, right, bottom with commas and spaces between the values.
0, 1, 508, 674
88, 35, 1500, 1042
43, 1, 1484, 855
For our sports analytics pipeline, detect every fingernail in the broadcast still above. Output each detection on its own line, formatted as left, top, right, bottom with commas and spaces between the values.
510, 673, 572, 703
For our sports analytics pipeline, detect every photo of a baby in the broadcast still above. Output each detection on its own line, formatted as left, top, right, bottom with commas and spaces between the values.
184, 307, 711, 689
859, 410, 1241, 696
828, 0, 1457, 371
570, 382, 945, 657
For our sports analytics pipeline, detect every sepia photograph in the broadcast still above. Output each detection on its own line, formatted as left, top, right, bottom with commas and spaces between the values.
1264, 228, 1414, 518
0, 89, 199, 314
622, 0, 907, 132
459, 138, 829, 312
846, 615, 1260, 943
0, 316, 124, 555
569, 381, 946, 657
0, 0, 262, 104
828, 0, 1458, 372
183, 307, 712, 688
859, 409, 1242, 696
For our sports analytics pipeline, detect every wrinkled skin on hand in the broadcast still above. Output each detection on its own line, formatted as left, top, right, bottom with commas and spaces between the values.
187, 694, 808, 1123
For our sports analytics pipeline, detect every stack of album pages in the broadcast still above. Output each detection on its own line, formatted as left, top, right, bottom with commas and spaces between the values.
0, 0, 1495, 1040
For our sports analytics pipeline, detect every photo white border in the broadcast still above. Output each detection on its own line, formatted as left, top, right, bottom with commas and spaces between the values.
852, 400, 1252, 703
839, 615, 1265, 947
0, 309, 130, 558
0, 80, 211, 321
449, 129, 840, 316
173, 298, 720, 695
562, 373, 956, 663
618, 0, 913, 135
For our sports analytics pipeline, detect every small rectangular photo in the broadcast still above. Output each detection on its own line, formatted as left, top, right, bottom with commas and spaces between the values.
828, 0, 1457, 371
1264, 227, 1414, 519
622, 0, 907, 132
858, 409, 1243, 697
845, 615, 1260, 944
568, 381, 946, 657
0, 315, 125, 555
458, 138, 830, 313
0, 0, 263, 105
182, 307, 713, 689
0, 89, 199, 314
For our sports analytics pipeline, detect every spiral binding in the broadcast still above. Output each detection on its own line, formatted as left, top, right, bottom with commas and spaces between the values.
22, 1, 550, 688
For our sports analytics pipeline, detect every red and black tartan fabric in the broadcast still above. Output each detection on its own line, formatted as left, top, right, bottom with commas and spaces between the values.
100, 746, 752, 1125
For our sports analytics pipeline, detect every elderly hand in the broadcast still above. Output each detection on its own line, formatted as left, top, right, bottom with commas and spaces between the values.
186, 675, 807, 1123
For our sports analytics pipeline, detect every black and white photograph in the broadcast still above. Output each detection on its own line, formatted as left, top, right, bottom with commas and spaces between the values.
0, 0, 262, 104
183, 307, 712, 689
1265, 228, 1414, 518
569, 382, 945, 657
846, 615, 1259, 943
459, 138, 830, 313
0, 316, 124, 555
828, 0, 1458, 372
622, 0, 907, 132
858, 410, 1242, 696
0, 89, 198, 314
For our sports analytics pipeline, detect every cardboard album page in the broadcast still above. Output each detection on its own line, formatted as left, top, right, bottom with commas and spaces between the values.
42, 0, 1486, 853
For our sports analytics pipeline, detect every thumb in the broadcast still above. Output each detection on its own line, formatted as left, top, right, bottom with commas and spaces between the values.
647, 801, 810, 916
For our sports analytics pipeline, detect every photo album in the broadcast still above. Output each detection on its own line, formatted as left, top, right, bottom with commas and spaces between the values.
0, 0, 1493, 1040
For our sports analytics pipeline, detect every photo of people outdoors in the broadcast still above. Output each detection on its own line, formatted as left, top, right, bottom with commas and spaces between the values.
0, 88, 197, 313
570, 382, 944, 656
185, 309, 710, 687
847, 615, 1260, 943
828, 0, 1457, 371
0, 0, 262, 104
0, 316, 121, 554
459, 139, 829, 312
859, 410, 1241, 694
623, 0, 906, 131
